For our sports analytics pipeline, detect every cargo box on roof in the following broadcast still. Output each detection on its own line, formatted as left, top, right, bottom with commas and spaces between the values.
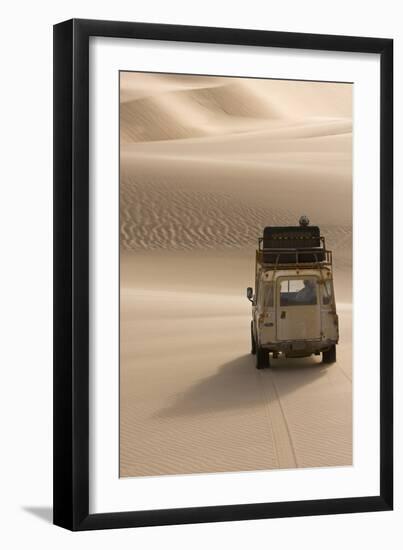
261, 225, 325, 264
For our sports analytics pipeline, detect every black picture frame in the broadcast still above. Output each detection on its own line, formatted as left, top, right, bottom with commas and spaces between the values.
53, 18, 393, 531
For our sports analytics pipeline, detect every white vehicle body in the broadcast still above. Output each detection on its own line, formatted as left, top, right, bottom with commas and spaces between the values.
247, 223, 339, 368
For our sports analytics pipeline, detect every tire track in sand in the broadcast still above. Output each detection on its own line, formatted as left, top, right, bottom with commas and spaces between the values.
257, 369, 298, 469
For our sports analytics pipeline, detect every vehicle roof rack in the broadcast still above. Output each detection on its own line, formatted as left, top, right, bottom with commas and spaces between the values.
257, 225, 332, 267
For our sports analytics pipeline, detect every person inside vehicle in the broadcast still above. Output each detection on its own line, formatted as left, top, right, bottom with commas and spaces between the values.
295, 279, 317, 304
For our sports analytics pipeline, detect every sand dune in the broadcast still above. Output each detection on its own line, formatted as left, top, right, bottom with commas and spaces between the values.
120, 173, 351, 257
120, 73, 352, 257
120, 73, 352, 118
122, 120, 352, 152
120, 73, 230, 103
119, 72, 353, 477
120, 154, 352, 268
120, 81, 284, 143
120, 279, 352, 476
120, 73, 352, 144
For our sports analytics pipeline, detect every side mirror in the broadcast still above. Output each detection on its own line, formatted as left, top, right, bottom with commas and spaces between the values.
246, 287, 254, 302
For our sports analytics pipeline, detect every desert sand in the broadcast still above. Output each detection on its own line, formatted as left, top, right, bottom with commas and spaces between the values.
119, 73, 352, 477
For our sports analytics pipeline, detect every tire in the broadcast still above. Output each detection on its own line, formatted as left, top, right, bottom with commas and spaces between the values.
322, 344, 336, 364
251, 321, 256, 355
256, 346, 270, 369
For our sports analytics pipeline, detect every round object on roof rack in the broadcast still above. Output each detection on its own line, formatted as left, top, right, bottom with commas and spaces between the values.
299, 215, 310, 227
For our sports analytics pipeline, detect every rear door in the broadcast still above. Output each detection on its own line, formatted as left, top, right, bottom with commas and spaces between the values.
276, 276, 321, 341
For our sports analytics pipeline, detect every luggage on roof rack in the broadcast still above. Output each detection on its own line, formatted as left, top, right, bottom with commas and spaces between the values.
263, 226, 321, 249
261, 225, 325, 264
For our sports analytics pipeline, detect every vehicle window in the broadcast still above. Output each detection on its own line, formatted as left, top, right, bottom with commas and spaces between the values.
280, 278, 317, 306
322, 279, 333, 305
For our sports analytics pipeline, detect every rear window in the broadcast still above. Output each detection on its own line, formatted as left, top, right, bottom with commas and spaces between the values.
279, 278, 317, 306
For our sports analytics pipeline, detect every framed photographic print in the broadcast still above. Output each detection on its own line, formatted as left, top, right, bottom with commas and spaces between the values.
53, 19, 393, 530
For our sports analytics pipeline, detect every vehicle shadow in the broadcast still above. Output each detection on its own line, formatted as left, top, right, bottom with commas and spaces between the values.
155, 353, 328, 418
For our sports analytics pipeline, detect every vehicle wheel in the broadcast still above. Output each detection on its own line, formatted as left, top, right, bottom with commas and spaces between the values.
322, 345, 336, 364
256, 346, 270, 369
251, 322, 256, 355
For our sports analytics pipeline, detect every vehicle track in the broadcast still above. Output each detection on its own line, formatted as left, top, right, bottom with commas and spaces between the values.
256, 369, 298, 469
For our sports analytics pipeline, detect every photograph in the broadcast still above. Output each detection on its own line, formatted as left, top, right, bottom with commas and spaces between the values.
0, 0, 395, 541
119, 71, 353, 477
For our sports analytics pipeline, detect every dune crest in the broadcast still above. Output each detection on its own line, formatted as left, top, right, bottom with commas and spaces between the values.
120, 80, 284, 144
